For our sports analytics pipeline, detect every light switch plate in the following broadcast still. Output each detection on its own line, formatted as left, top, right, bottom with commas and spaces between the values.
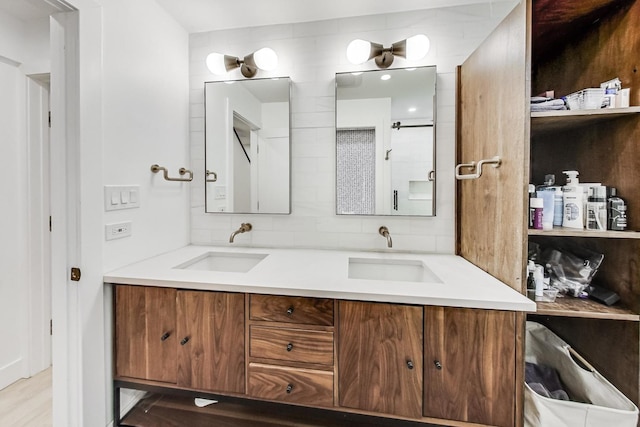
105, 185, 140, 211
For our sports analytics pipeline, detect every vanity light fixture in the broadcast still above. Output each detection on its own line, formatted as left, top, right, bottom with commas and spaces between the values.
346, 34, 430, 68
206, 47, 278, 78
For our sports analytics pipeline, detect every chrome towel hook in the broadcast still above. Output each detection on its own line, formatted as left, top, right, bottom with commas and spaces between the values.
455, 156, 501, 180
150, 164, 193, 182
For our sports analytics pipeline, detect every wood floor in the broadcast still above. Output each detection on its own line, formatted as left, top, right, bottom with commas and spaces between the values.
0, 368, 52, 427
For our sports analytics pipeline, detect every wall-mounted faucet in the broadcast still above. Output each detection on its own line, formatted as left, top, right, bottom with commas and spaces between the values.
229, 223, 252, 243
379, 226, 392, 248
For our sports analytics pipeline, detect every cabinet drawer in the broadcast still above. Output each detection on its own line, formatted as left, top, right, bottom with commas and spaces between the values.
250, 295, 334, 326
248, 363, 334, 407
250, 326, 334, 366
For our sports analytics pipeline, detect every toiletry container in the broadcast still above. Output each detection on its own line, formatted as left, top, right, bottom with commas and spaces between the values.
608, 188, 628, 231
530, 198, 544, 230
536, 189, 555, 230
586, 186, 607, 231
562, 170, 583, 229
553, 187, 563, 227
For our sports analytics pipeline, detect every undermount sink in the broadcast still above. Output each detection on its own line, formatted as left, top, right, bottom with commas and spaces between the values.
348, 257, 443, 283
174, 252, 268, 273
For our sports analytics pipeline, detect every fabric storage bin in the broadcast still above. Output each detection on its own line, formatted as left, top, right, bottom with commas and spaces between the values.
525, 321, 638, 427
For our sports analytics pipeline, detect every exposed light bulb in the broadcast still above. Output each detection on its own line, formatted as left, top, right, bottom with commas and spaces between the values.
405, 34, 430, 61
346, 39, 372, 65
206, 52, 229, 75
253, 47, 278, 71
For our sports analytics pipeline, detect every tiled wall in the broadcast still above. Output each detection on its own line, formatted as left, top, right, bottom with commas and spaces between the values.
189, 3, 515, 253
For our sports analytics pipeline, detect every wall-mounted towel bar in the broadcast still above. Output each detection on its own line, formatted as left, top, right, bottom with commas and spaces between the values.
206, 170, 218, 182
455, 156, 501, 180
150, 164, 193, 182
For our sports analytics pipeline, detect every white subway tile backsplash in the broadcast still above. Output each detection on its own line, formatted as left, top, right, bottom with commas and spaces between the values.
189, 3, 516, 254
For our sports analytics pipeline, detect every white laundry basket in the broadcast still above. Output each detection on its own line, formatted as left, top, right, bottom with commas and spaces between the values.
525, 321, 638, 427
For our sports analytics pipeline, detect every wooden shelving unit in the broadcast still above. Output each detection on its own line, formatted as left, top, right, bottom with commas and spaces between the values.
528, 228, 640, 239
535, 297, 639, 322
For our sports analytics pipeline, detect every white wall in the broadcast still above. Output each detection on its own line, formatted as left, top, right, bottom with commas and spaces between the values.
189, 3, 517, 252
101, 0, 190, 273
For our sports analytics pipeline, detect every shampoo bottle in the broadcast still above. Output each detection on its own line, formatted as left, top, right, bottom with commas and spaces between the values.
562, 170, 584, 229
586, 186, 607, 231
608, 188, 628, 231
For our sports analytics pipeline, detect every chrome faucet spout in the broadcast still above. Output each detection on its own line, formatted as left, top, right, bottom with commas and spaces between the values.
379, 226, 392, 248
229, 223, 252, 243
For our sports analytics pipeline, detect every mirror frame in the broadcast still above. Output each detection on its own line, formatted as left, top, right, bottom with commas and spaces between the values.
335, 66, 437, 217
204, 77, 292, 214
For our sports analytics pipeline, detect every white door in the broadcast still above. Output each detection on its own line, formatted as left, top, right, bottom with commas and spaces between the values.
257, 129, 289, 213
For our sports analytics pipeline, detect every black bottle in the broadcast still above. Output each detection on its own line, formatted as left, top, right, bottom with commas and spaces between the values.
607, 188, 627, 231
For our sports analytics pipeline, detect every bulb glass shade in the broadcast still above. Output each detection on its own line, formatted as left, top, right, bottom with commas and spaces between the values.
253, 47, 278, 71
405, 34, 430, 61
346, 39, 372, 64
206, 52, 229, 75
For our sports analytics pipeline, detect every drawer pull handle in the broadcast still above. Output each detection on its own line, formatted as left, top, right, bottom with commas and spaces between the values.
180, 336, 190, 346
406, 360, 414, 370
286, 306, 294, 316
286, 343, 294, 352
286, 384, 294, 394
434, 360, 442, 370
160, 332, 171, 341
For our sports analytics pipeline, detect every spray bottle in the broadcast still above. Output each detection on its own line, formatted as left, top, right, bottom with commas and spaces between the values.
562, 170, 583, 229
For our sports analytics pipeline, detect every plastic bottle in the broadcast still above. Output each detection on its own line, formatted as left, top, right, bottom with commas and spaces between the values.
534, 265, 544, 300
562, 170, 583, 229
586, 186, 607, 231
530, 198, 544, 230
608, 188, 628, 231
553, 187, 563, 227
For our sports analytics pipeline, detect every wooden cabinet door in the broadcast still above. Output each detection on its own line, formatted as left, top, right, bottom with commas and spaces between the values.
457, 0, 529, 293
115, 285, 177, 383
424, 307, 516, 427
338, 301, 423, 419
176, 290, 245, 393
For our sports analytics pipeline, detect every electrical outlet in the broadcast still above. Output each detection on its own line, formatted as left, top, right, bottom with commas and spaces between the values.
105, 221, 132, 241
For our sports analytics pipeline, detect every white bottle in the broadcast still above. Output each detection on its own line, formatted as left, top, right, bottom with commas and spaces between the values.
562, 170, 583, 229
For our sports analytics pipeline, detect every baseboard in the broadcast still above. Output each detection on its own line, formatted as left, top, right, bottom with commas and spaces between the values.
0, 357, 28, 390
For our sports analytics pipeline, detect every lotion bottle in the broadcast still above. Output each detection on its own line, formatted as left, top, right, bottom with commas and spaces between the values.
562, 170, 584, 229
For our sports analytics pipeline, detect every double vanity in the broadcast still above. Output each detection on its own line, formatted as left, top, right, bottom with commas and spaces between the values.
106, 245, 534, 426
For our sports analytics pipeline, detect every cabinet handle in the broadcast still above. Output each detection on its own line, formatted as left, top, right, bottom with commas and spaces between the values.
160, 332, 171, 341
286, 306, 294, 316
286, 343, 294, 352
434, 360, 442, 370
286, 384, 294, 394
406, 360, 414, 370
180, 336, 190, 346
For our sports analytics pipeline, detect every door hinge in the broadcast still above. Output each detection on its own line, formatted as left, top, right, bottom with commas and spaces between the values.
70, 267, 81, 282
50, 319, 53, 335
49, 216, 52, 232
48, 111, 51, 128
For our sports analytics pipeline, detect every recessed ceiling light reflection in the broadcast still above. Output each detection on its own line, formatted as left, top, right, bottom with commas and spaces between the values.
380, 74, 391, 81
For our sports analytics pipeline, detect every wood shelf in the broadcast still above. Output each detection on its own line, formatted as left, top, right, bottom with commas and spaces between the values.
528, 228, 640, 239
533, 296, 639, 321
531, 107, 640, 132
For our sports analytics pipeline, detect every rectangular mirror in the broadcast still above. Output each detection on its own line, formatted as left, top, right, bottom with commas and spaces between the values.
205, 77, 291, 214
335, 66, 436, 216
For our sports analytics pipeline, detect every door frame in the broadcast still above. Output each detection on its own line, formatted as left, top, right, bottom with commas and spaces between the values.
50, 2, 105, 426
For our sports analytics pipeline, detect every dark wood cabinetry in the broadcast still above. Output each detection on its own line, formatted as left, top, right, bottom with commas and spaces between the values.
115, 286, 521, 426
114, 285, 245, 394
337, 301, 423, 419
176, 290, 245, 393
423, 307, 517, 427
458, 0, 640, 417
115, 285, 177, 383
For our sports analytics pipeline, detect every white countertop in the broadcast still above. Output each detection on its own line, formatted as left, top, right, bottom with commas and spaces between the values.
103, 245, 536, 312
